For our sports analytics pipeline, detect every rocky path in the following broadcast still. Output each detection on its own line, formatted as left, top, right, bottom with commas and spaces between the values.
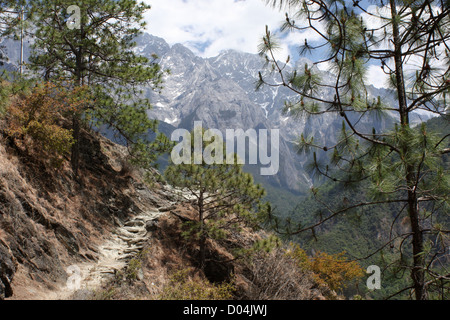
43, 185, 196, 300
80, 210, 162, 286
50, 208, 166, 300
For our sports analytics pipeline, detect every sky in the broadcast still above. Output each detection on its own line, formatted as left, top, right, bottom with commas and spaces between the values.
143, 0, 288, 58
142, 0, 389, 89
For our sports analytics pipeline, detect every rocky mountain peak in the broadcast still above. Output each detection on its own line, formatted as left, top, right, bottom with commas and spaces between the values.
134, 33, 171, 58
1, 32, 435, 194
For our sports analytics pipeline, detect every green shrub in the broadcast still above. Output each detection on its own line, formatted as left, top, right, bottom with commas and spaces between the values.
125, 258, 143, 281
159, 268, 235, 300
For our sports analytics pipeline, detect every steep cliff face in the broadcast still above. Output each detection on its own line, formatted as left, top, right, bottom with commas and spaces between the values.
138, 34, 433, 194
141, 35, 310, 192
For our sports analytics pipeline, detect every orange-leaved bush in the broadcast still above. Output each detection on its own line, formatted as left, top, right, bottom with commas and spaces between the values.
286, 244, 364, 293
6, 81, 91, 167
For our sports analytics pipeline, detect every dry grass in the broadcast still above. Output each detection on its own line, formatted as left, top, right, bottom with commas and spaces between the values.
241, 247, 322, 300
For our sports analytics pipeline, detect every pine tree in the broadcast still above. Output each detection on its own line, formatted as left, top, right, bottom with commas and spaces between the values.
0, 1, 20, 38
27, 0, 168, 177
259, 0, 449, 299
164, 126, 269, 270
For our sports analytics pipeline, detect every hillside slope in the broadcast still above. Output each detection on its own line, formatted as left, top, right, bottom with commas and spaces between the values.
0, 120, 329, 300
0, 121, 178, 299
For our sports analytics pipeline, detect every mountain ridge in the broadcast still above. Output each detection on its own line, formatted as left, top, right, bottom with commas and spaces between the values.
0, 33, 435, 194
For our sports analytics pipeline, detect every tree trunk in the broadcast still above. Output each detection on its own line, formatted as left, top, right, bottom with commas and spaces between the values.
390, 0, 425, 300
71, 115, 80, 178
199, 234, 206, 271
71, 111, 81, 178
389, 1, 409, 126
198, 192, 206, 270
407, 182, 425, 299
19, 6, 24, 75
71, 33, 84, 179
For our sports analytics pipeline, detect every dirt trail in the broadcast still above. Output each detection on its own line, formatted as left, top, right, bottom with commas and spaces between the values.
40, 185, 196, 300
47, 208, 165, 300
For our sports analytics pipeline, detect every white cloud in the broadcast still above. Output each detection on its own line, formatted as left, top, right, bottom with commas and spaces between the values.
143, 0, 288, 58
143, 1, 447, 92
367, 64, 389, 89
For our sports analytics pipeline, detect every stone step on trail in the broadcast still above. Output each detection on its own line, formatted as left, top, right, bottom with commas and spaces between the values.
68, 210, 163, 294
124, 220, 145, 227
122, 226, 144, 234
